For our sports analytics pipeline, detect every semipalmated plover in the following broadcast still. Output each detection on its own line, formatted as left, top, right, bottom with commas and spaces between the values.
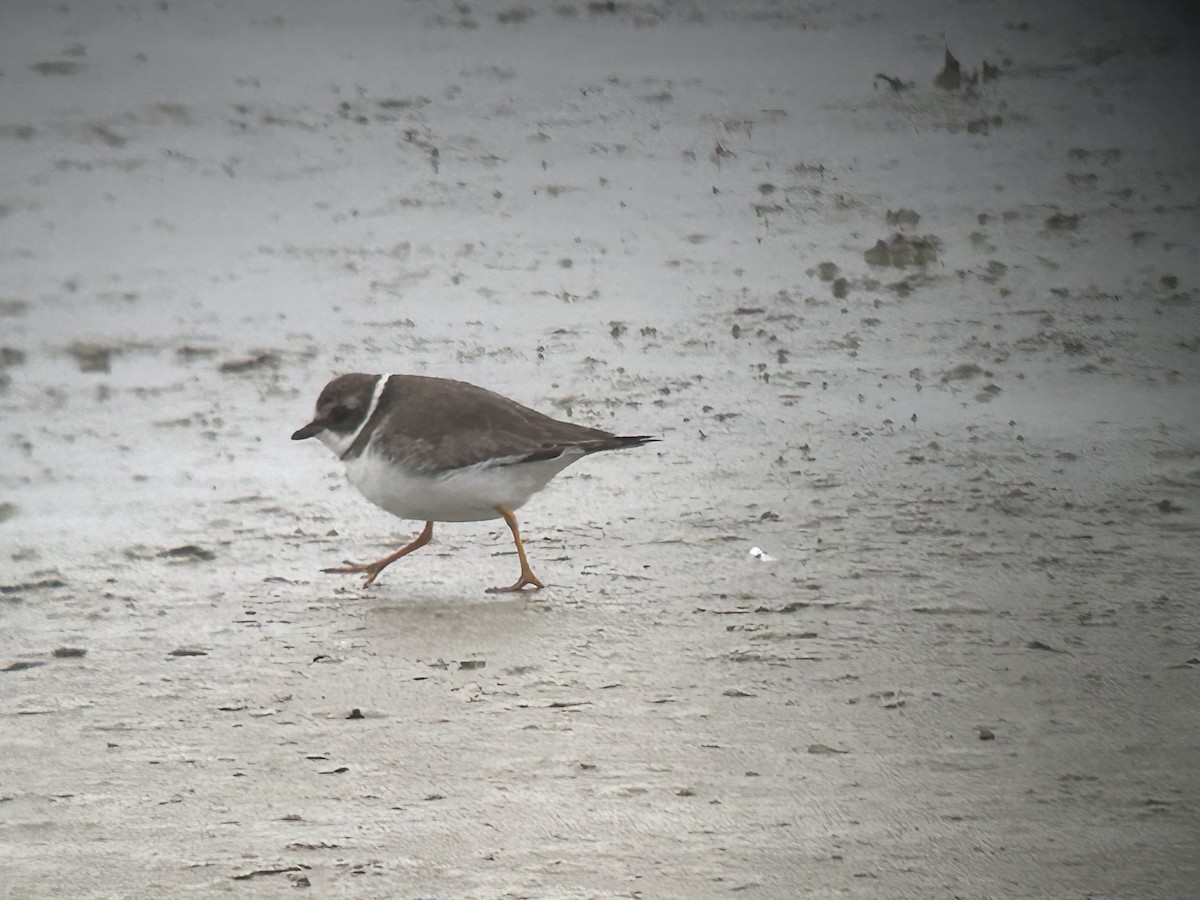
292, 373, 656, 591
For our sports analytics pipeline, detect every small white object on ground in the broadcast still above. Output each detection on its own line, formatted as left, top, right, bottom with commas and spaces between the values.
748, 546, 776, 562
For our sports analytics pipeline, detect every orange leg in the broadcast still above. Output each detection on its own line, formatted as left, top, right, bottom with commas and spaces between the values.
486, 506, 545, 593
323, 520, 434, 588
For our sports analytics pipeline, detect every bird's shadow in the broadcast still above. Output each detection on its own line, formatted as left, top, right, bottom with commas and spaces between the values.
353, 587, 558, 661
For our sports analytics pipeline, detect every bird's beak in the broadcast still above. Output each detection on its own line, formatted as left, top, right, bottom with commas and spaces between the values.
292, 420, 325, 441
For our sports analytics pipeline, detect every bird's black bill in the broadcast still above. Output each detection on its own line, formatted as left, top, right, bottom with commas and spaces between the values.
292, 421, 325, 440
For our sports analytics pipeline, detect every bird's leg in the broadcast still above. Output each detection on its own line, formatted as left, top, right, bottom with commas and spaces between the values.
487, 506, 545, 593
323, 520, 434, 588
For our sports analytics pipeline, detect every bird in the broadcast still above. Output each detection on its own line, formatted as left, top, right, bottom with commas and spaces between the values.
292, 373, 656, 592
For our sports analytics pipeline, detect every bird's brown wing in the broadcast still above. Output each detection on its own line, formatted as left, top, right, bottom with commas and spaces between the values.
357, 374, 630, 472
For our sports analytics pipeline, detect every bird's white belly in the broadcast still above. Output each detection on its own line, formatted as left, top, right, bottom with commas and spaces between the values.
343, 449, 583, 522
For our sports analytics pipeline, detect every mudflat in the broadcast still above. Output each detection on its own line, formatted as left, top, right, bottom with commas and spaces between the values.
2, 2, 1198, 897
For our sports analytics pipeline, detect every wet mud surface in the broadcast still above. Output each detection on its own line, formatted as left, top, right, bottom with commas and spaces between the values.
2, 1, 1199, 897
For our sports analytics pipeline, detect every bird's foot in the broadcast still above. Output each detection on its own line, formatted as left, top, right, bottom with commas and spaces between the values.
322, 560, 386, 588
486, 572, 545, 594
319, 523, 433, 589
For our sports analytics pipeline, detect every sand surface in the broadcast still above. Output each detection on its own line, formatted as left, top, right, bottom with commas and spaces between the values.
2, 1, 1199, 897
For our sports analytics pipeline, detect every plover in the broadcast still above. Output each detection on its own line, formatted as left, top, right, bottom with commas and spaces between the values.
293, 373, 656, 591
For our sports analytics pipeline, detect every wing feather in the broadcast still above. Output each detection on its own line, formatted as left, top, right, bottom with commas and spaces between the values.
347, 375, 645, 472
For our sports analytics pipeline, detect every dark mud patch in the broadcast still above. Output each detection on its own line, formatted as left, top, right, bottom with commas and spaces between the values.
864, 233, 940, 267
30, 61, 84, 76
